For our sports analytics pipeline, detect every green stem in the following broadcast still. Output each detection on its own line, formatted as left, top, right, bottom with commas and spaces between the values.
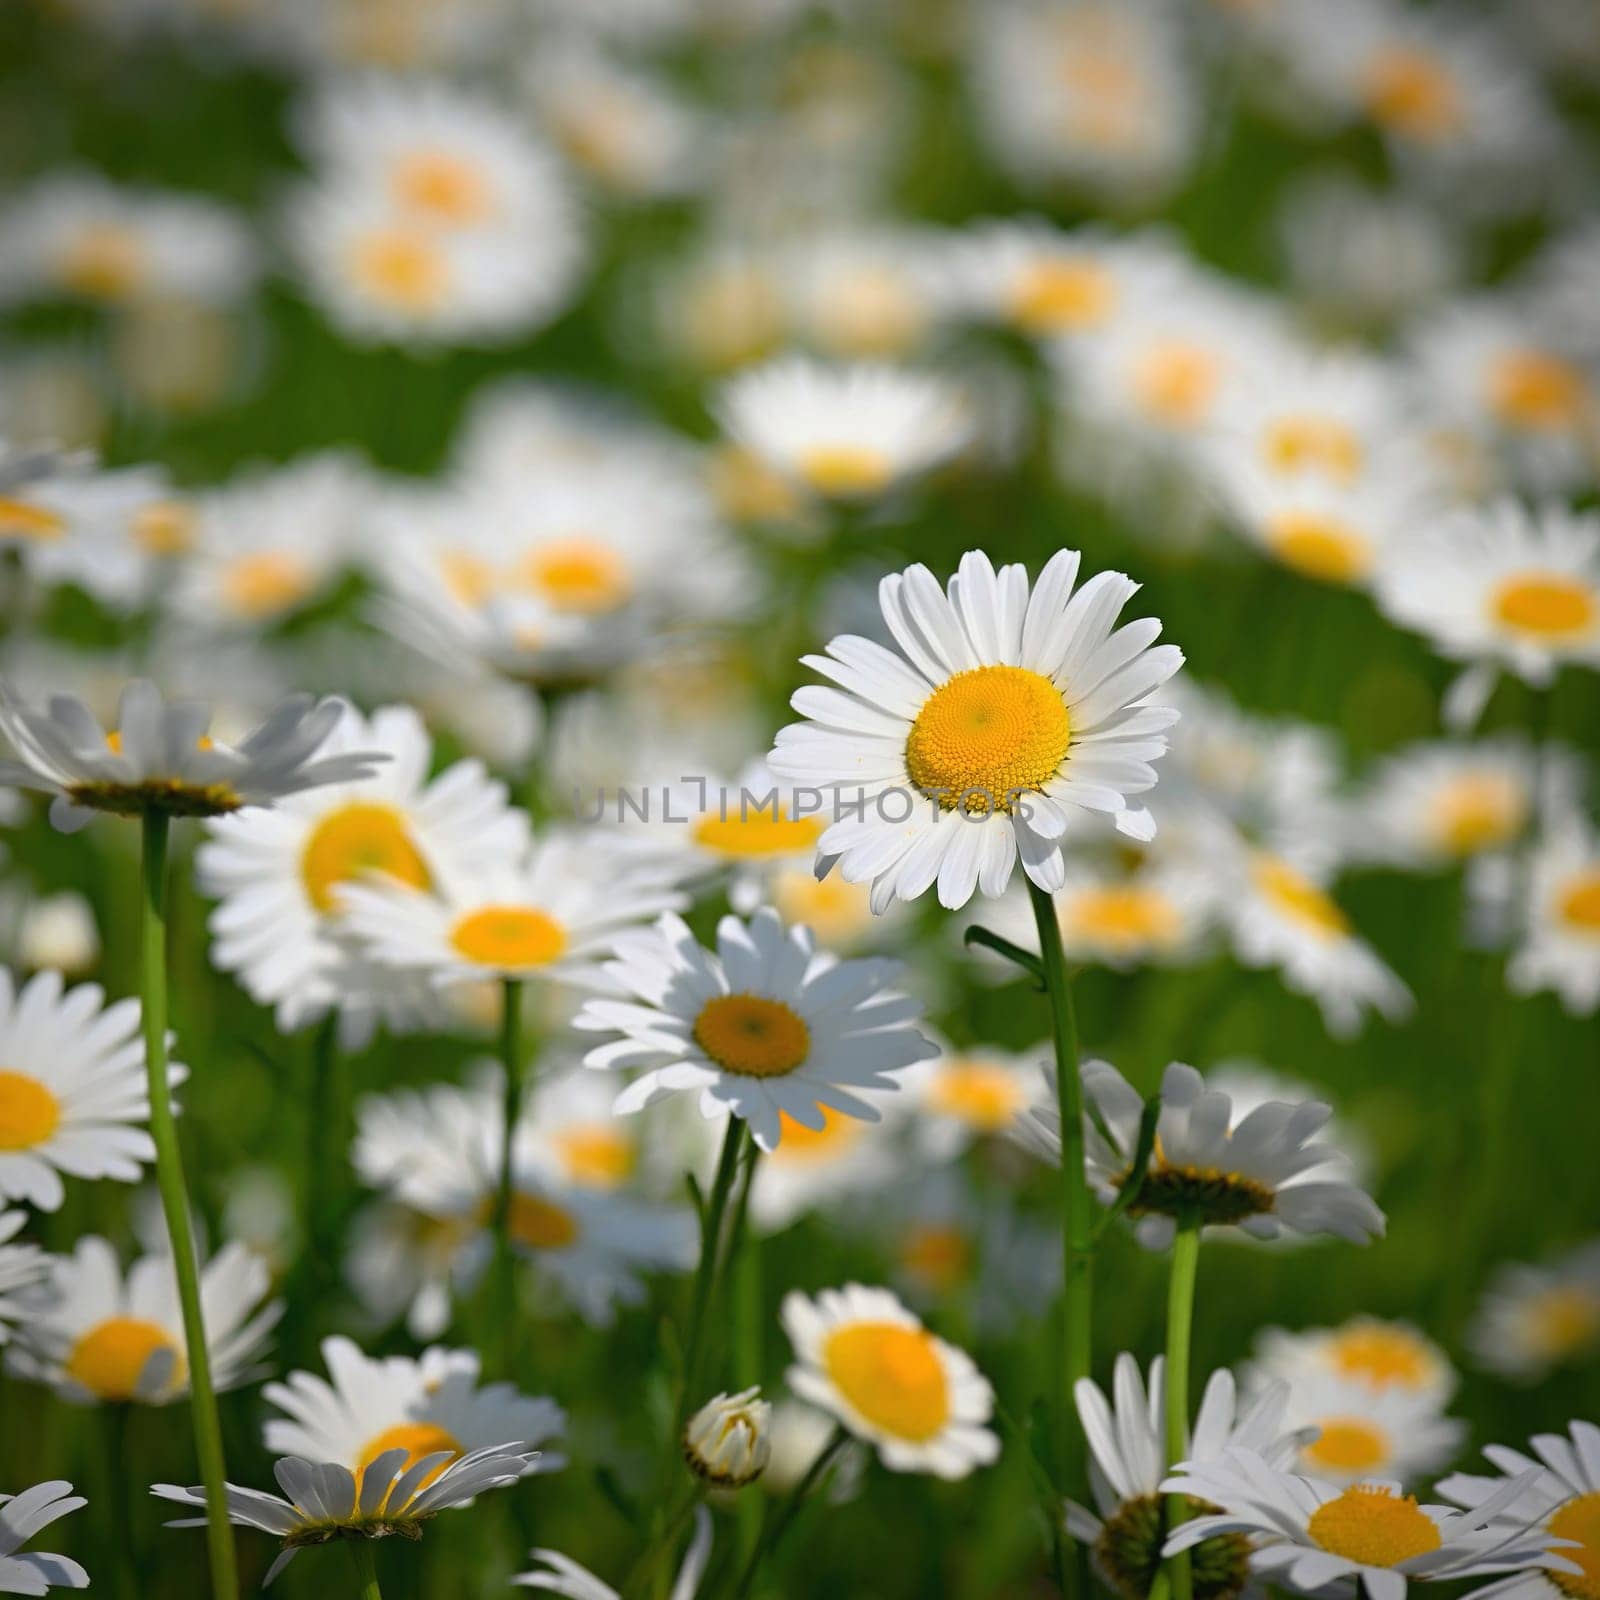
102, 1404, 139, 1600
728, 1146, 765, 1563
491, 977, 527, 1375
295, 1012, 341, 1365
350, 1541, 383, 1600
140, 812, 238, 1600
1162, 1223, 1201, 1600
731, 1425, 849, 1600
677, 1119, 747, 1428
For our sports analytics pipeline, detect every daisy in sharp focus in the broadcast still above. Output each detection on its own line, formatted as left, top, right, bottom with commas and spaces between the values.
0, 968, 184, 1212
6, 1235, 277, 1405
1468, 1239, 1600, 1384
782, 1283, 999, 1480
1019, 1060, 1385, 1250
767, 549, 1184, 911
1068, 1354, 1306, 1600
0, 1481, 89, 1595
1505, 811, 1600, 1016
574, 907, 937, 1153
0, 678, 382, 834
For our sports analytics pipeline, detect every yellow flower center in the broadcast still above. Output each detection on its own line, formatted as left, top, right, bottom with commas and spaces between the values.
392, 150, 492, 224
517, 540, 633, 615
906, 665, 1070, 813
772, 871, 873, 946
300, 802, 431, 914
822, 1321, 950, 1441
221, 551, 314, 619
1307, 1486, 1443, 1567
796, 445, 896, 499
692, 806, 824, 860
1066, 885, 1182, 951
356, 1422, 463, 1501
1490, 350, 1590, 432
449, 907, 568, 969
1263, 417, 1364, 484
65, 1316, 183, 1401
1548, 1491, 1600, 1600
1252, 855, 1350, 939
132, 500, 197, 556
1491, 573, 1597, 641
771, 1105, 860, 1163
1527, 1285, 1600, 1359
506, 1192, 579, 1251
1328, 1324, 1435, 1390
1265, 512, 1371, 585
0, 1071, 61, 1151
0, 498, 66, 542
928, 1060, 1025, 1130
1133, 341, 1221, 427
815, 270, 926, 358
350, 227, 449, 311
59, 223, 146, 301
1302, 1418, 1390, 1475
1431, 775, 1524, 856
1009, 259, 1115, 334
1560, 871, 1600, 934
693, 995, 810, 1078
552, 1124, 636, 1187
1362, 47, 1463, 141
898, 1225, 972, 1292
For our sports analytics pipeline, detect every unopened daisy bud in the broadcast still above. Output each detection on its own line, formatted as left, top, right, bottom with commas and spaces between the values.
17, 891, 100, 976
684, 1388, 771, 1488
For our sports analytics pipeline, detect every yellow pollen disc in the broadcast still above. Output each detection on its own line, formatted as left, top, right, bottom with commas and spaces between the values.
65, 1316, 183, 1401
906, 665, 1070, 813
1133, 341, 1220, 427
796, 445, 895, 499
1253, 855, 1350, 939
0, 498, 66, 542
356, 1422, 463, 1500
59, 224, 146, 301
1307, 1486, 1443, 1567
1560, 871, 1600, 934
300, 802, 431, 914
439, 549, 495, 606
1009, 259, 1115, 334
928, 1060, 1025, 1130
1528, 1286, 1600, 1359
1057, 48, 1142, 149
350, 227, 449, 311
693, 994, 811, 1079
1266, 511, 1372, 585
506, 1191, 579, 1250
1490, 573, 1597, 641
132, 500, 197, 556
0, 1070, 61, 1151
552, 1124, 636, 1187
1302, 1417, 1390, 1475
1362, 47, 1463, 141
518, 540, 633, 615
899, 1225, 972, 1292
1263, 416, 1364, 484
221, 551, 314, 619
1490, 350, 1590, 432
692, 807, 824, 860
772, 871, 872, 946
1328, 1324, 1435, 1389
392, 150, 492, 224
1067, 885, 1182, 951
1431, 775, 1523, 856
1548, 1491, 1600, 1600
708, 444, 802, 524
822, 1321, 951, 1442
449, 907, 568, 969
771, 1105, 859, 1164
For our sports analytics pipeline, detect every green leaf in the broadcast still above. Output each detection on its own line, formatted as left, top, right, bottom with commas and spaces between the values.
1093, 1093, 1162, 1242
963, 924, 1046, 988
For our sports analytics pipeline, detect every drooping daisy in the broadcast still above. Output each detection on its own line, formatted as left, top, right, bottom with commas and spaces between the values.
1068, 1354, 1306, 1600
1468, 1239, 1600, 1384
1162, 1446, 1560, 1600
717, 358, 972, 502
1249, 1318, 1454, 1412
0, 1212, 45, 1345
767, 549, 1184, 911
1276, 1375, 1465, 1489
6, 1235, 277, 1405
574, 907, 936, 1152
152, 1440, 538, 1586
1506, 812, 1600, 1016
264, 1335, 564, 1488
0, 968, 183, 1212
1020, 1060, 1385, 1250
515, 1506, 712, 1600
0, 1481, 89, 1595
0, 679, 382, 834
197, 702, 524, 1041
781, 1283, 999, 1479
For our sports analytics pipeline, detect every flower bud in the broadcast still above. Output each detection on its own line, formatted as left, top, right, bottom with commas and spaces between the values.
683, 1387, 771, 1488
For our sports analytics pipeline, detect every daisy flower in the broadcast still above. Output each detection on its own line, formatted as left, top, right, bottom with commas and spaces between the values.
0, 968, 183, 1212
516, 1507, 712, 1600
6, 1235, 277, 1405
263, 1335, 564, 1487
1276, 1374, 1465, 1488
1162, 1446, 1561, 1600
343, 1201, 471, 1342
1506, 811, 1600, 1015
574, 907, 936, 1152
1438, 1420, 1600, 1600
1020, 1060, 1385, 1250
1067, 1353, 1305, 1600
0, 1213, 46, 1345
767, 549, 1184, 910
782, 228, 948, 361
742, 1094, 908, 1233
683, 1388, 771, 1488
781, 1283, 999, 1479
0, 678, 382, 834
1249, 1318, 1454, 1412
0, 1481, 88, 1595
152, 1441, 538, 1586
902, 1044, 1044, 1159
197, 703, 524, 1042
717, 358, 972, 502
1468, 1239, 1600, 1383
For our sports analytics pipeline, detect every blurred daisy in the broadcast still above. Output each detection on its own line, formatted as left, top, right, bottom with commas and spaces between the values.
1021, 1060, 1385, 1249
1468, 1239, 1600, 1383
768, 549, 1184, 910
575, 907, 936, 1152
1279, 1375, 1465, 1488
7, 1235, 277, 1405
1068, 1354, 1305, 1600
152, 1441, 538, 1586
0, 679, 381, 834
0, 1212, 46, 1345
1506, 811, 1600, 1015
717, 358, 971, 502
783, 229, 947, 361
264, 1335, 564, 1485
0, 968, 183, 1212
3, 889, 101, 977
903, 1044, 1043, 1159
516, 1507, 711, 1600
0, 1481, 88, 1595
744, 1096, 907, 1234
1249, 1318, 1454, 1409
344, 1200, 470, 1341
781, 1283, 998, 1479
650, 242, 786, 374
